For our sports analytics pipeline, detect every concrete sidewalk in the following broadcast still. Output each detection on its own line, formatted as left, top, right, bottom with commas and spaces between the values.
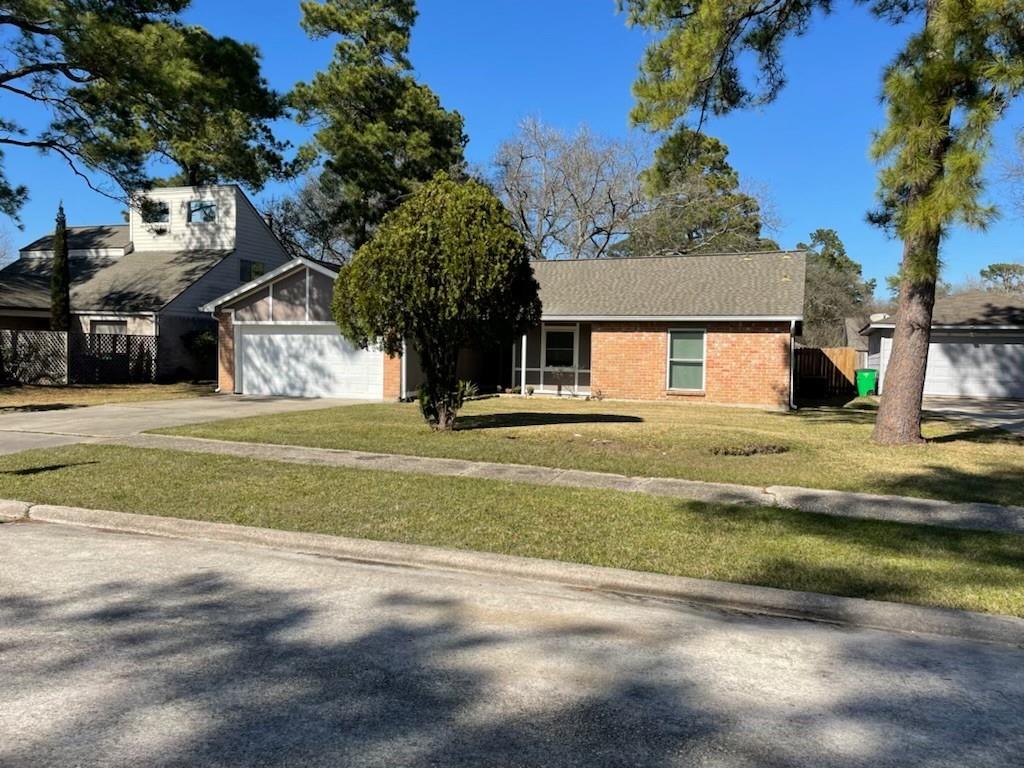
114, 432, 1024, 535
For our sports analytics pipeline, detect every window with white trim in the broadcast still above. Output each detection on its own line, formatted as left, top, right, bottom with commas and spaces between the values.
90, 320, 128, 335
187, 200, 217, 223
667, 330, 704, 390
544, 329, 575, 368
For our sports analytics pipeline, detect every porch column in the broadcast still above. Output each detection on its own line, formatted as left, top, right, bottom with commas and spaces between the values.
520, 332, 527, 395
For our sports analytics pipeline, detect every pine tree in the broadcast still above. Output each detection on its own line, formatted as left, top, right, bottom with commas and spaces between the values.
620, 0, 1024, 444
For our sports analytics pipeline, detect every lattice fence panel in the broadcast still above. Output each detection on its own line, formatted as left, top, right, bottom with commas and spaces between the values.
0, 330, 68, 385
68, 333, 158, 384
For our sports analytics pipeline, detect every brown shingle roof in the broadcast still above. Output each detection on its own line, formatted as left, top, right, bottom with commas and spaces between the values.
0, 250, 231, 313
20, 225, 130, 253
931, 291, 1024, 326
530, 251, 806, 319
866, 291, 1024, 328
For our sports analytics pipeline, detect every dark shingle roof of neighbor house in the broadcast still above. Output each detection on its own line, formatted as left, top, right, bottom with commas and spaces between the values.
865, 291, 1024, 329
530, 251, 806, 318
20, 224, 130, 253
0, 250, 231, 312
845, 316, 870, 351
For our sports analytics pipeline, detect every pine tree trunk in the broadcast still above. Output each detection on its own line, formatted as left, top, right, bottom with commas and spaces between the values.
872, 234, 939, 444
871, 0, 948, 446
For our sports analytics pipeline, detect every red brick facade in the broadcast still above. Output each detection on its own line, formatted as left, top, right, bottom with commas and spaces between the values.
383, 353, 403, 400
217, 312, 235, 393
589, 321, 792, 409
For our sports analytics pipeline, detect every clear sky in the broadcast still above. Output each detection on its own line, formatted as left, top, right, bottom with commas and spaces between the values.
4, 0, 1023, 293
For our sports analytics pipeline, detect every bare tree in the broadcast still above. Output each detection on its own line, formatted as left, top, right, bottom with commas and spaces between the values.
493, 118, 646, 259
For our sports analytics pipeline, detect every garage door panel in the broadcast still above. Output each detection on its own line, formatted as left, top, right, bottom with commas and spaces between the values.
240, 327, 383, 399
924, 336, 1024, 398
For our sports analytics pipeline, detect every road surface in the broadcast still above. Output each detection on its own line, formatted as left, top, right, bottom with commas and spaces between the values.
1, 521, 1021, 767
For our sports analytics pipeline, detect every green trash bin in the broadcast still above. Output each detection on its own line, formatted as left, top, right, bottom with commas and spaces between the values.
855, 368, 878, 397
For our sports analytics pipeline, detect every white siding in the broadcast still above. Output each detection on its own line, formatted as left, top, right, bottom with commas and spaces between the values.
874, 328, 1024, 398
160, 188, 290, 318
129, 186, 237, 253
73, 313, 155, 335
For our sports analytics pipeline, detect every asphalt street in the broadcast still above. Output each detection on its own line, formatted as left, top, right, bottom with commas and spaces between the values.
2, 521, 1022, 767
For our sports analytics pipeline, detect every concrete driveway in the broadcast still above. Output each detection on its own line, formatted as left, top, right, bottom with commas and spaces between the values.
1, 521, 1022, 768
0, 395, 362, 455
924, 397, 1024, 435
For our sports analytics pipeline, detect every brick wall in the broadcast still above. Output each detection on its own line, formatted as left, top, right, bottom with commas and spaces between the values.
590, 321, 792, 409
383, 353, 402, 400
217, 312, 234, 393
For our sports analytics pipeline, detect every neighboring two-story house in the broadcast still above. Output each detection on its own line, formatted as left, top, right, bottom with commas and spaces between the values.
0, 185, 290, 379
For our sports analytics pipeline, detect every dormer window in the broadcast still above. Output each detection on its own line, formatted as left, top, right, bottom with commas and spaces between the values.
141, 201, 169, 224
188, 200, 217, 224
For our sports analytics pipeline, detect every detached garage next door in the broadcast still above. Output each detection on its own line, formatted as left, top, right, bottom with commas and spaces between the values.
923, 334, 1024, 398
239, 326, 383, 399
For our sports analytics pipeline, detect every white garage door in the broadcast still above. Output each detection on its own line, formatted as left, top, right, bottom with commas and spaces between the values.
923, 334, 1024, 398
239, 326, 383, 399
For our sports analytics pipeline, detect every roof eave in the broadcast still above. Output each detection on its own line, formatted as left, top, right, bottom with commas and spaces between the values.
199, 256, 339, 313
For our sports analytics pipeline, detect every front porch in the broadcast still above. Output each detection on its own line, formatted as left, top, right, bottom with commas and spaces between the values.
512, 323, 592, 396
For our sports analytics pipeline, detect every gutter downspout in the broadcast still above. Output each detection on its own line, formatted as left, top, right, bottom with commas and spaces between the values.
400, 339, 408, 401
789, 320, 797, 410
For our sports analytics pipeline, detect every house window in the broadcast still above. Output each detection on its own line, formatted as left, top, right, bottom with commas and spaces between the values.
240, 260, 266, 282
90, 320, 128, 335
667, 330, 705, 390
544, 329, 576, 369
187, 200, 217, 224
141, 201, 169, 224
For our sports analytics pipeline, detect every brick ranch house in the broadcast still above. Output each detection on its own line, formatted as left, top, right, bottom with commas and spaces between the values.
202, 251, 806, 409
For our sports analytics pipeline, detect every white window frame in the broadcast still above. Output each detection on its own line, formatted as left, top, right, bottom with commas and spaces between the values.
187, 199, 218, 224
666, 328, 706, 392
90, 319, 128, 336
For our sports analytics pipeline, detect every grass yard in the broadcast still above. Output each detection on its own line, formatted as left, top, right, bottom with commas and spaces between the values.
0, 382, 212, 412
159, 396, 1024, 507
1, 443, 1022, 617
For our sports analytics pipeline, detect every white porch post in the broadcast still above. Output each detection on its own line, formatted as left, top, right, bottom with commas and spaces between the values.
520, 332, 527, 395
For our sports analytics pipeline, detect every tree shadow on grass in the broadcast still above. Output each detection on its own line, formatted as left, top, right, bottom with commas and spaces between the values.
455, 412, 643, 431
0, 461, 99, 476
866, 464, 1024, 508
2, 561, 1023, 766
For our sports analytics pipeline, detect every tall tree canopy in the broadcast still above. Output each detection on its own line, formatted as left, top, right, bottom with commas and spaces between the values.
0, 1, 288, 218
493, 117, 646, 260
979, 262, 1024, 292
621, 0, 1024, 444
797, 229, 876, 347
334, 172, 540, 431
623, 126, 777, 256
291, 0, 467, 253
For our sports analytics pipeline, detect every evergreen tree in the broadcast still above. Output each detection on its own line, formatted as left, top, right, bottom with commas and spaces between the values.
50, 204, 71, 332
333, 173, 540, 430
620, 0, 1024, 444
291, 0, 467, 251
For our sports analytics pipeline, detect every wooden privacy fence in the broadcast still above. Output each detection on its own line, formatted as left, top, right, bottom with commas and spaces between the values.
0, 329, 158, 386
795, 346, 858, 401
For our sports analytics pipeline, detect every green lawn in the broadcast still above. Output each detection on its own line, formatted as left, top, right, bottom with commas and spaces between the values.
0, 382, 212, 412
158, 397, 1024, 507
0, 444, 1022, 617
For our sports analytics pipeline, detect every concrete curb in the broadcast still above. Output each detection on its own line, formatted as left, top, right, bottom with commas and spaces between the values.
113, 433, 1024, 535
12, 499, 1024, 647
0, 499, 30, 521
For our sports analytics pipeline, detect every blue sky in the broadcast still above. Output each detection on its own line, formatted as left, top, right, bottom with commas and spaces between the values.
4, 0, 1023, 293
